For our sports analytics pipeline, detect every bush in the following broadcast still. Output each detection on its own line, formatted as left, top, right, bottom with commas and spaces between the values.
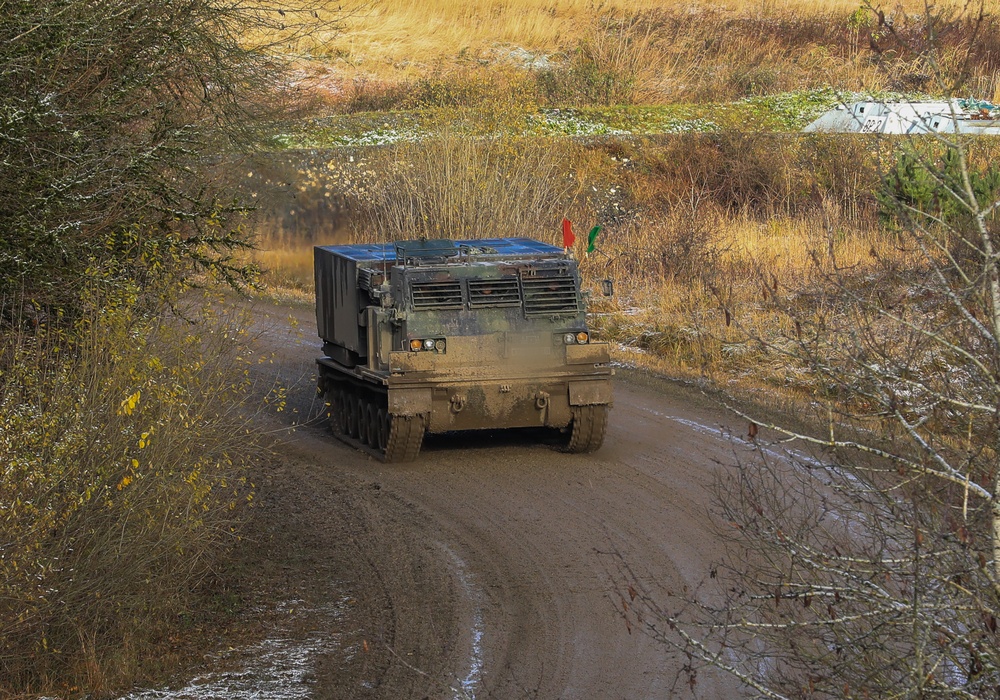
0, 0, 324, 319
0, 1, 328, 693
536, 14, 660, 106
0, 290, 261, 693
877, 144, 1000, 276
609, 134, 882, 220
346, 124, 586, 243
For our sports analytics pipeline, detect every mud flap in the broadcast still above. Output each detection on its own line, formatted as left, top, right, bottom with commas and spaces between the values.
565, 343, 611, 365
389, 388, 433, 415
568, 379, 612, 406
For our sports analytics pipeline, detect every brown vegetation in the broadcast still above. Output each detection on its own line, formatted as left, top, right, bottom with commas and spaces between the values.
282, 0, 1000, 109
253, 131, 891, 387
0, 0, 330, 694
0, 292, 267, 695
251, 1, 1000, 696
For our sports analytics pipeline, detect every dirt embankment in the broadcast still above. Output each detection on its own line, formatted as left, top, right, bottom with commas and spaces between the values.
228, 300, 754, 699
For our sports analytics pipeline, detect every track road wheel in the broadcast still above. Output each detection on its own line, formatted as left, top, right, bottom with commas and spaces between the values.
325, 389, 344, 435
363, 401, 378, 447
375, 408, 389, 452
383, 413, 426, 462
563, 404, 609, 453
345, 393, 359, 439
357, 397, 370, 445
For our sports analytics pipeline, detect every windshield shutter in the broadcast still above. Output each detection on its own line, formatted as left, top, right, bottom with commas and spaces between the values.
468, 278, 521, 307
522, 275, 579, 316
411, 280, 464, 309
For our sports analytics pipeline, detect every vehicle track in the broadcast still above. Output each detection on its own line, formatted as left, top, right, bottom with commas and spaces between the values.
244, 300, 752, 699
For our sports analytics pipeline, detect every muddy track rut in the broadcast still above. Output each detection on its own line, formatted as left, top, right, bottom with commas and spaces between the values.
240, 301, 751, 699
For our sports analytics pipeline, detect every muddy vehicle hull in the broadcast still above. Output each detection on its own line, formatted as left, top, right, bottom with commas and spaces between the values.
315, 238, 613, 461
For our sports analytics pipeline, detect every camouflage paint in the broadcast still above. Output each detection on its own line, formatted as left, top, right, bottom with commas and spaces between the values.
315, 239, 612, 434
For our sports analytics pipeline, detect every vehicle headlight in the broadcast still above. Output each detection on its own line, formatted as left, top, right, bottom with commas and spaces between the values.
409, 338, 446, 352
563, 333, 576, 345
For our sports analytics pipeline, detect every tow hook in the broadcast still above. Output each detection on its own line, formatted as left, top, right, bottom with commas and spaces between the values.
535, 391, 550, 410
450, 394, 466, 413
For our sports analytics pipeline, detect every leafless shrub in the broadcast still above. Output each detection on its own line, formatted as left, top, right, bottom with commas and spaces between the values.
616, 3, 1000, 695
619, 445, 1000, 698
348, 126, 586, 243
0, 0, 337, 318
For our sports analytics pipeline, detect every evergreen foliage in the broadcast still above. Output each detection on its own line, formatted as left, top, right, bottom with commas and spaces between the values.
879, 147, 1000, 229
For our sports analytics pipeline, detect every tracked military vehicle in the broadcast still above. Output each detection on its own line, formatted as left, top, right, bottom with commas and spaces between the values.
314, 238, 613, 461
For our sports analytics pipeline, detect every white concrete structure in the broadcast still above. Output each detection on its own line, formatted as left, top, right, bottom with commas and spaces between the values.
804, 100, 1000, 135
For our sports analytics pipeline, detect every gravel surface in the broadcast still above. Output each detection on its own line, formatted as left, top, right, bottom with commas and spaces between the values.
225, 300, 752, 699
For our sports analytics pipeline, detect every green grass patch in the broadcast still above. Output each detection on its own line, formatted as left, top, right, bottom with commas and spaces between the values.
269, 88, 932, 149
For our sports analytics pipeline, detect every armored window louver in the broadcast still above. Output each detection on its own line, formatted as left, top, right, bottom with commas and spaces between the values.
468, 278, 521, 307
521, 275, 580, 316
358, 267, 384, 293
411, 279, 464, 309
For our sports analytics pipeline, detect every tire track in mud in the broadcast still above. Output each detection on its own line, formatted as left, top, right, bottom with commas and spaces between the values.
238, 300, 753, 699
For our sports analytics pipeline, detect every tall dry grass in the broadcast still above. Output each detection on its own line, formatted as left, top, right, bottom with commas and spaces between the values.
583, 211, 916, 385
252, 132, 977, 399
308, 0, 947, 62
308, 0, 664, 65
348, 131, 585, 242
283, 0, 1000, 107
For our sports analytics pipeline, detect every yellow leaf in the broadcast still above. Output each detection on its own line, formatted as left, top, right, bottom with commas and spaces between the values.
118, 390, 141, 416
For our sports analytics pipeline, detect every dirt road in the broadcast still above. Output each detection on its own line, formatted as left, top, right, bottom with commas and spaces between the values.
240, 301, 753, 699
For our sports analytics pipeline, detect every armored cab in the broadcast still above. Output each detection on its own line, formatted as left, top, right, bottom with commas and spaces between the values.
314, 238, 613, 461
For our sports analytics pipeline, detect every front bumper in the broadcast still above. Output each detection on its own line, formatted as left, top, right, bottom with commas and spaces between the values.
384, 338, 613, 432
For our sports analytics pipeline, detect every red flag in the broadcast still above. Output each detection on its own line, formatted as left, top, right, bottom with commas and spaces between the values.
562, 218, 575, 248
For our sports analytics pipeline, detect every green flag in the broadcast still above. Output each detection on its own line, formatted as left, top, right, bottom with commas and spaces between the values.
586, 225, 602, 254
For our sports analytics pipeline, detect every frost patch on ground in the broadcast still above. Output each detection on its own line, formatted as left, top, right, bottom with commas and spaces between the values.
327, 127, 424, 147
498, 46, 554, 70
529, 109, 716, 136
638, 405, 724, 440
274, 127, 423, 149
438, 544, 485, 700
119, 598, 348, 700
530, 109, 631, 136
610, 342, 651, 369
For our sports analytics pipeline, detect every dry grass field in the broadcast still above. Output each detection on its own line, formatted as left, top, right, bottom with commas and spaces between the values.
255, 0, 1000, 395
12, 3, 999, 696
271, 0, 1000, 106
311, 0, 980, 64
